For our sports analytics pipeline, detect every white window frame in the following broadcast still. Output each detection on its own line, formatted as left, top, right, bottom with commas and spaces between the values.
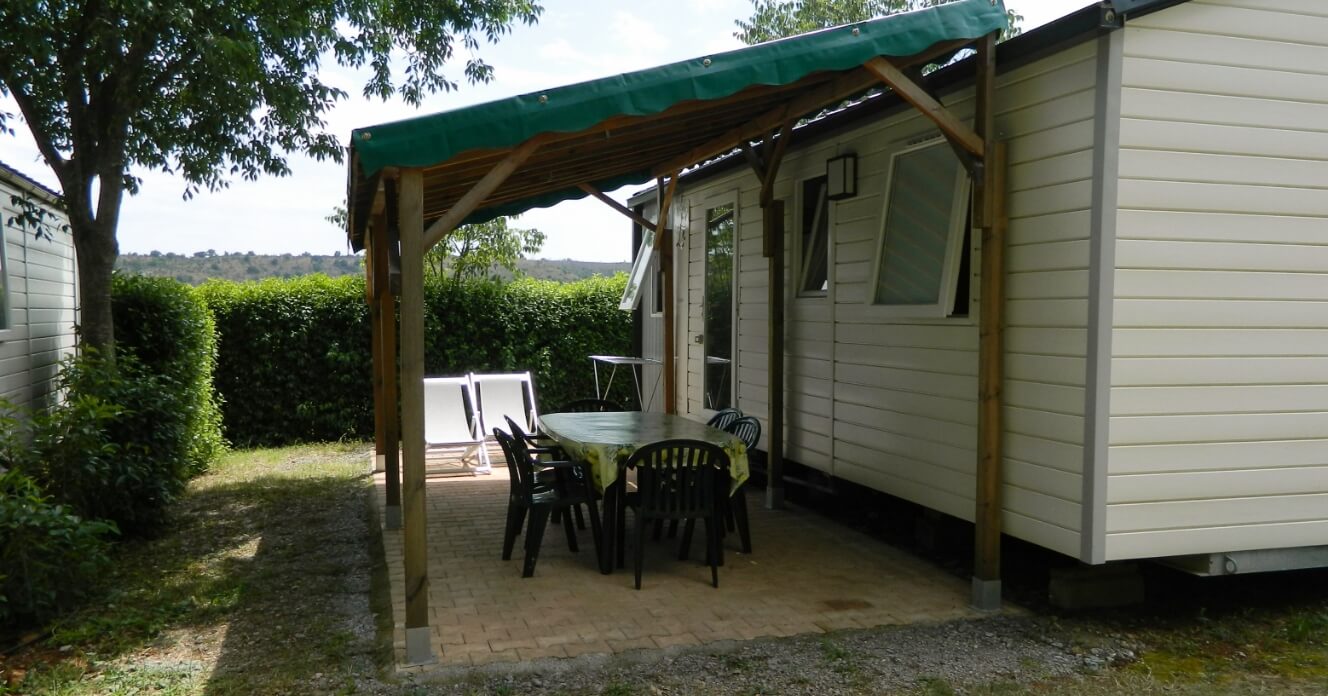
869, 138, 970, 318
796, 174, 831, 299
0, 222, 12, 339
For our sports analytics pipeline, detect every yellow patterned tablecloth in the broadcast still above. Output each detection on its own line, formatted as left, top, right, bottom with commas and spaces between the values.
538, 411, 749, 494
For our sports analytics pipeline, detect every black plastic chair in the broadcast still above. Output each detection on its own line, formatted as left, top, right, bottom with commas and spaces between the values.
706, 407, 742, 432
722, 416, 760, 554
494, 428, 602, 577
556, 398, 625, 413
622, 439, 727, 589
506, 415, 586, 530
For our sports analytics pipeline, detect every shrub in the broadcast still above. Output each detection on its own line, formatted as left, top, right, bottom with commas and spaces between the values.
199, 274, 373, 447
24, 351, 193, 536
198, 273, 631, 447
0, 409, 116, 626
112, 273, 227, 473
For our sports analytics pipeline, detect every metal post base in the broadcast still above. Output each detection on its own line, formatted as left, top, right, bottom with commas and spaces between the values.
384, 505, 402, 530
371, 453, 385, 474
404, 626, 437, 666
764, 486, 784, 510
971, 577, 1002, 612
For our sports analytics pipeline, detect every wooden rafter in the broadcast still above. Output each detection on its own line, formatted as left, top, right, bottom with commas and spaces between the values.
760, 120, 796, 207
651, 66, 882, 178
577, 183, 657, 231
422, 134, 547, 250
864, 56, 984, 158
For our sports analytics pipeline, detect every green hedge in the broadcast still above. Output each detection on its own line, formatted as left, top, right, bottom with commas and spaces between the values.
199, 274, 632, 447
112, 273, 227, 474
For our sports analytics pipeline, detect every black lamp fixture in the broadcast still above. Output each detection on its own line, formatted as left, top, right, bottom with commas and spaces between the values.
826, 152, 857, 201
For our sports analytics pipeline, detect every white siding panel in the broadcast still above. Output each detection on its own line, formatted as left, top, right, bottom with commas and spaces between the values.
1110, 466, 1328, 504
1108, 521, 1328, 560
1107, 0, 1328, 560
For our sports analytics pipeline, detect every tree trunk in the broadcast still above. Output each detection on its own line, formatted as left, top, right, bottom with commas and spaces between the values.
71, 217, 119, 360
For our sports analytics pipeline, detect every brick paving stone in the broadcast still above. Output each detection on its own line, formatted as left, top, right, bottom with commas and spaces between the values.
376, 454, 987, 674
653, 633, 701, 649
517, 646, 569, 661
563, 640, 613, 658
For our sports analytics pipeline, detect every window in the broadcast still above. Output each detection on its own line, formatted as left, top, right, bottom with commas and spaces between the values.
872, 140, 970, 316
619, 226, 654, 311
651, 252, 664, 316
798, 176, 829, 297
0, 223, 9, 332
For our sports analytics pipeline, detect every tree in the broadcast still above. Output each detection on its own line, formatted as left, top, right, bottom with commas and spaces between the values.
0, 0, 542, 360
424, 217, 545, 282
735, 0, 1020, 45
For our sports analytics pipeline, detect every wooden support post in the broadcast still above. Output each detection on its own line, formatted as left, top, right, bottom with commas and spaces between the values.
372, 204, 402, 529
656, 175, 679, 415
661, 227, 676, 414
764, 200, 786, 509
972, 31, 1004, 612
398, 169, 434, 664
369, 232, 385, 471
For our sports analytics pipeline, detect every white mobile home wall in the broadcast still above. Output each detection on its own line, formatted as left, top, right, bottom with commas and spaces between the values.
669, 39, 1103, 560
0, 171, 78, 410
1103, 0, 1328, 561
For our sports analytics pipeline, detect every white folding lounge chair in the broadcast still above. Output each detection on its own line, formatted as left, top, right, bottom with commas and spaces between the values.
423, 376, 491, 474
470, 371, 540, 442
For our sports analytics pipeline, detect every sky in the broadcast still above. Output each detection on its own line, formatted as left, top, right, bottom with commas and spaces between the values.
0, 0, 1093, 262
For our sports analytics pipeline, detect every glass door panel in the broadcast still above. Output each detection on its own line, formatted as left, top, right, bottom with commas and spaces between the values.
703, 203, 734, 411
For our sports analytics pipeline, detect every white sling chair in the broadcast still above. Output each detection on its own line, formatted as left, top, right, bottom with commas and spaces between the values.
423, 376, 491, 474
471, 371, 540, 444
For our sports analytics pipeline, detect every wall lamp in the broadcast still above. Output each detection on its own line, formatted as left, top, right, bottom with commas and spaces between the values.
826, 153, 857, 201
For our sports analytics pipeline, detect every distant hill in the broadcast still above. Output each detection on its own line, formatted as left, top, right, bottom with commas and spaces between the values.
115, 252, 629, 285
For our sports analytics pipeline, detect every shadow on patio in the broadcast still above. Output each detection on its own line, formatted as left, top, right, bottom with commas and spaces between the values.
376, 452, 984, 670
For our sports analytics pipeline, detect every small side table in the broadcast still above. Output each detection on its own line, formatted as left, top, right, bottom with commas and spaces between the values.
588, 355, 661, 410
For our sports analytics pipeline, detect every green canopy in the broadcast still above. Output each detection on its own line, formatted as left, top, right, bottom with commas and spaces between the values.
348, 0, 1006, 238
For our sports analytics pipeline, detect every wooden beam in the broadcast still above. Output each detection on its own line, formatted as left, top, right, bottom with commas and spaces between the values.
371, 209, 402, 528
397, 168, 434, 664
740, 142, 765, 180
654, 174, 679, 249
973, 32, 998, 228
651, 66, 881, 178
657, 173, 679, 416
864, 56, 984, 158
760, 120, 796, 208
765, 199, 786, 509
422, 135, 546, 250
661, 227, 676, 415
972, 29, 1003, 612
578, 183, 656, 231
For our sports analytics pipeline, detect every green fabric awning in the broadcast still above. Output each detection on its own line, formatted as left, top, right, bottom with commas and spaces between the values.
347, 0, 1006, 240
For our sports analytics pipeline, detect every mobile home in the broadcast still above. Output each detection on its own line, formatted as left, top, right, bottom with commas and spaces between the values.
629, 0, 1328, 576
0, 161, 77, 410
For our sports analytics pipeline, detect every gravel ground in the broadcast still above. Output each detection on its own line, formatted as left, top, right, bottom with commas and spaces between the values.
387, 615, 1137, 695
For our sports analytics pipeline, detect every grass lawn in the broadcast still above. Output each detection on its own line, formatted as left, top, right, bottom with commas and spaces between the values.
2, 443, 391, 695
2, 443, 1327, 694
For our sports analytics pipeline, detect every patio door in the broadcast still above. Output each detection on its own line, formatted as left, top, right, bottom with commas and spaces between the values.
701, 198, 736, 412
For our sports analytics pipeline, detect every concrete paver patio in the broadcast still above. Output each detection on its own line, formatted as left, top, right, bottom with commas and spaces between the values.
377, 452, 984, 669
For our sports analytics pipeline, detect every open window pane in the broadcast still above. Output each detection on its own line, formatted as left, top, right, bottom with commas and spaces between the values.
619, 228, 655, 311
874, 142, 966, 311
798, 177, 829, 296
